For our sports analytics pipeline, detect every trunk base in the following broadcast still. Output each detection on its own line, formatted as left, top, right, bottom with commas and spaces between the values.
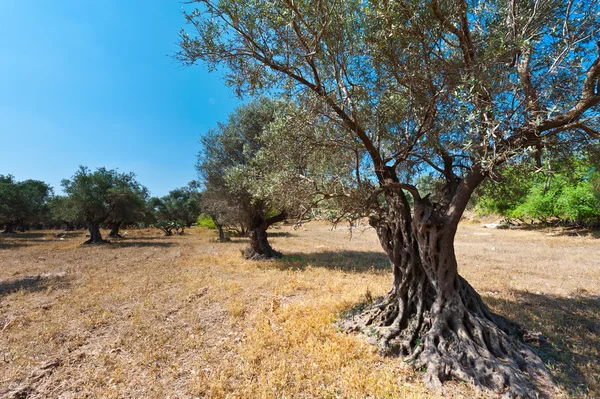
83, 238, 109, 245
242, 246, 282, 260
84, 224, 108, 245
339, 279, 557, 398
244, 224, 281, 260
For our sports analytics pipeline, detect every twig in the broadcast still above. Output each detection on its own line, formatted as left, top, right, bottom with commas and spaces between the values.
1, 319, 15, 332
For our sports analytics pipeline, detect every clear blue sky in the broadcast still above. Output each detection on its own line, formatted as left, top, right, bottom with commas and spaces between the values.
0, 0, 240, 197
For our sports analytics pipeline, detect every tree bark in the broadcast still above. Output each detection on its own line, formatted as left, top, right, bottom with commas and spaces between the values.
107, 221, 123, 238
216, 224, 230, 242
341, 191, 552, 398
243, 212, 285, 260
84, 223, 107, 244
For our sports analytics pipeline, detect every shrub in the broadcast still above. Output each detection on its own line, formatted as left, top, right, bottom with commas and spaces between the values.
197, 213, 216, 229
475, 156, 600, 226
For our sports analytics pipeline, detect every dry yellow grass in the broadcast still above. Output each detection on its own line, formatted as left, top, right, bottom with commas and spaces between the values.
0, 222, 598, 398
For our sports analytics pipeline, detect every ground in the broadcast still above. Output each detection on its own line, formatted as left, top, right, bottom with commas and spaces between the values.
0, 221, 598, 398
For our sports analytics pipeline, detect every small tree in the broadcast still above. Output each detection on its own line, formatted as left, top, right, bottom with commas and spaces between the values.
153, 182, 202, 235
0, 175, 53, 233
106, 182, 149, 238
198, 98, 295, 259
62, 166, 148, 244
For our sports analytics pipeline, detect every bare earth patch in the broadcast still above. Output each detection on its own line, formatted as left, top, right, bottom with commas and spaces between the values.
0, 223, 598, 398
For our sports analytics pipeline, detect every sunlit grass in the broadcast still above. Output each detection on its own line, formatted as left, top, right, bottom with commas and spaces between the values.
0, 222, 598, 398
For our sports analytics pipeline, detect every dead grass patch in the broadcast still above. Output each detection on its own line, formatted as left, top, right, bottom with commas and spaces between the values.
0, 223, 598, 398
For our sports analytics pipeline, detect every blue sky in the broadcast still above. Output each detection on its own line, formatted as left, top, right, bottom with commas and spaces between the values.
0, 0, 240, 197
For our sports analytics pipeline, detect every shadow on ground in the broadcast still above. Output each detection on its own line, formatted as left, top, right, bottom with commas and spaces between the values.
0, 241, 26, 250
484, 291, 600, 397
0, 232, 47, 239
277, 250, 390, 273
53, 231, 86, 238
268, 231, 295, 238
0, 274, 69, 298
107, 241, 175, 248
513, 225, 600, 239
106, 235, 173, 241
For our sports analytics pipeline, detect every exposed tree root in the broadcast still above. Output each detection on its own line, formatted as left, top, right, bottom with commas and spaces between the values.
340, 278, 556, 398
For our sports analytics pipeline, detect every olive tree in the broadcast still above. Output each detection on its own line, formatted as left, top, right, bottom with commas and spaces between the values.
0, 175, 53, 233
152, 182, 203, 235
62, 166, 148, 244
198, 98, 291, 259
179, 0, 600, 396
106, 182, 149, 238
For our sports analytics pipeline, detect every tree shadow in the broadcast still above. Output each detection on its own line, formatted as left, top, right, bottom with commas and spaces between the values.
0, 232, 47, 239
268, 231, 295, 238
276, 250, 390, 273
229, 237, 250, 244
484, 291, 600, 396
108, 235, 171, 240
107, 241, 175, 248
512, 224, 600, 239
0, 274, 69, 298
52, 231, 85, 238
0, 241, 26, 250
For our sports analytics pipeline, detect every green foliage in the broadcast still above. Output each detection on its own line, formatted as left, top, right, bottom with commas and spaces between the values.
197, 213, 216, 229
152, 182, 202, 228
179, 0, 600, 218
152, 219, 186, 236
474, 163, 534, 216
48, 195, 79, 226
0, 175, 53, 230
197, 98, 290, 230
476, 157, 600, 226
61, 166, 148, 226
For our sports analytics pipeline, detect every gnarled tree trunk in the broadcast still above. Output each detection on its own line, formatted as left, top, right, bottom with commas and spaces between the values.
243, 212, 286, 260
341, 188, 552, 398
107, 221, 123, 238
84, 222, 107, 244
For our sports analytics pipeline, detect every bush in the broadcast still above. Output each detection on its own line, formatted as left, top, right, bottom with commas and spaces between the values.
475, 156, 600, 226
197, 214, 216, 229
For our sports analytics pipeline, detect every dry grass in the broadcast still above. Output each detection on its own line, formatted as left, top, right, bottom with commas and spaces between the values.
0, 222, 598, 398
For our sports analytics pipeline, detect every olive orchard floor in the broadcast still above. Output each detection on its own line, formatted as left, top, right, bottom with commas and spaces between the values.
0, 221, 598, 398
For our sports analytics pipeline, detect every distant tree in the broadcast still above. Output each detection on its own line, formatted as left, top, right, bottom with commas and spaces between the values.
0, 175, 53, 233
106, 182, 150, 238
62, 166, 148, 244
180, 0, 600, 395
48, 195, 80, 230
153, 182, 202, 235
198, 98, 294, 259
